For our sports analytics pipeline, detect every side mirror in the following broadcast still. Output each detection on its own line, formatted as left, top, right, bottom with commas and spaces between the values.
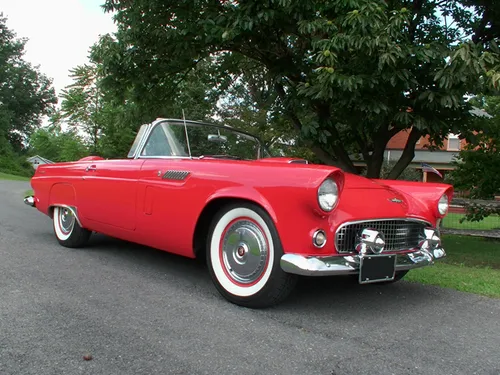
208, 134, 228, 143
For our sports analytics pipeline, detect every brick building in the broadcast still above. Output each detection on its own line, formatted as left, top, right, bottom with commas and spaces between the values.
352, 107, 491, 182
383, 130, 467, 182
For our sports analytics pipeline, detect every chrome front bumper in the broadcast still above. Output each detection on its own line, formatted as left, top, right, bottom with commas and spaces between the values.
280, 248, 446, 277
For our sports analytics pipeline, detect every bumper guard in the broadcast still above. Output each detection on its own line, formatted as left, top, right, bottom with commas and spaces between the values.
280, 227, 446, 276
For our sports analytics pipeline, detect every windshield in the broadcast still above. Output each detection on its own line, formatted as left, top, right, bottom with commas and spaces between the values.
138, 120, 267, 160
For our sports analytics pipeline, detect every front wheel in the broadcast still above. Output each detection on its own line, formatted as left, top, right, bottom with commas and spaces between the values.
53, 206, 91, 248
206, 203, 297, 308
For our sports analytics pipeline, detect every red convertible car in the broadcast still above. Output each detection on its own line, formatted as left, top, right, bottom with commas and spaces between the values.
24, 118, 451, 308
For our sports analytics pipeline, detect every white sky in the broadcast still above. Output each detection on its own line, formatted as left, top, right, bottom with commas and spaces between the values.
0, 0, 116, 98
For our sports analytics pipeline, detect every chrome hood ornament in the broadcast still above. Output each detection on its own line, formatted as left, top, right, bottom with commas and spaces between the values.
389, 197, 403, 203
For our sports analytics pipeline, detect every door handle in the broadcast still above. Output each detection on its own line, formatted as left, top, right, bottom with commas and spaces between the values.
85, 165, 97, 172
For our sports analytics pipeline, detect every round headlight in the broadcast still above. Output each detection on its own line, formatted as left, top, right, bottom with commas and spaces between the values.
438, 194, 449, 215
318, 178, 339, 212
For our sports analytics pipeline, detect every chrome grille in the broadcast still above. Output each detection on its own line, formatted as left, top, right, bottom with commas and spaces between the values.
335, 219, 429, 253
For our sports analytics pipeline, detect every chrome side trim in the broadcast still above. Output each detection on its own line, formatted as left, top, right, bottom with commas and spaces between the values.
280, 247, 444, 277
51, 205, 82, 227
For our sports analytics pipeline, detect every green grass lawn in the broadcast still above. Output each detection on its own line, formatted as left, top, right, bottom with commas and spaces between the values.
443, 212, 500, 230
0, 172, 31, 181
406, 234, 500, 298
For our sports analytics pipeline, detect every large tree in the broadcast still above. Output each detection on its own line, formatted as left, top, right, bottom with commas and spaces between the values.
96, 0, 500, 177
0, 14, 57, 153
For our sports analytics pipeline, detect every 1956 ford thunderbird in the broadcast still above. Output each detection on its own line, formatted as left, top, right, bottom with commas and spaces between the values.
24, 118, 452, 308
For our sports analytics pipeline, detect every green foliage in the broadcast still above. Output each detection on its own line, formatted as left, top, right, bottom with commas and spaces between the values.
0, 14, 56, 176
0, 14, 57, 152
94, 0, 500, 178
0, 155, 34, 177
58, 52, 221, 159
0, 137, 34, 177
449, 95, 500, 221
60, 64, 105, 154
29, 122, 89, 163
406, 235, 500, 299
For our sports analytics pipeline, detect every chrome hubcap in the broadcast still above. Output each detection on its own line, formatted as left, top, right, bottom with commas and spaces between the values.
221, 220, 268, 284
59, 208, 75, 234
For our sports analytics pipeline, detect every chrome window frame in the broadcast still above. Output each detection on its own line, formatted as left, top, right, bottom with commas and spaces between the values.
128, 118, 267, 160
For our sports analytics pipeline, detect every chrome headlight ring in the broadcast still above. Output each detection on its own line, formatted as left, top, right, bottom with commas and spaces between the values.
438, 194, 449, 215
318, 178, 339, 212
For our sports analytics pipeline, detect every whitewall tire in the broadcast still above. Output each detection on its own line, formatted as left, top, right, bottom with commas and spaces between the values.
53, 206, 91, 248
206, 202, 297, 308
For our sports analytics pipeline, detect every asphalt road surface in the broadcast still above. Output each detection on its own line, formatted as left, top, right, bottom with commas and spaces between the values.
1, 180, 499, 375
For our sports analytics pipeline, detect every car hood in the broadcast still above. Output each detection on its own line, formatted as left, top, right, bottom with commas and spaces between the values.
342, 172, 387, 190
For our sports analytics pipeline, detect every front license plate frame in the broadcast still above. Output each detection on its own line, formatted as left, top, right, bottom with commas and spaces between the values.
359, 254, 396, 284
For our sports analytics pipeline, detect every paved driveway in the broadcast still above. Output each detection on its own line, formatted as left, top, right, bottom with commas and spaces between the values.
0, 180, 499, 375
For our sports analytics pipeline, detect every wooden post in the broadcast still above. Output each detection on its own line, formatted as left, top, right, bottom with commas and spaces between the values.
423, 171, 428, 182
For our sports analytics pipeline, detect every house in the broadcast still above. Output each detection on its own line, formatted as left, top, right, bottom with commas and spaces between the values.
383, 130, 467, 182
27, 155, 54, 170
354, 106, 492, 183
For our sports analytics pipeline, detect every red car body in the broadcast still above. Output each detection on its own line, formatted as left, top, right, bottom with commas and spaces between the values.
25, 119, 453, 308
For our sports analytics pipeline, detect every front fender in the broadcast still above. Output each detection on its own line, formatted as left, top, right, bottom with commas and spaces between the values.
206, 186, 278, 223
374, 179, 454, 218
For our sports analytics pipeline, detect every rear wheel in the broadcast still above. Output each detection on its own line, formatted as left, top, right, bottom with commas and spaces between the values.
206, 203, 297, 308
53, 206, 91, 248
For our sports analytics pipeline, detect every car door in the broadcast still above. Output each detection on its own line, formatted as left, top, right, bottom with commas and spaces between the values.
78, 159, 145, 231
135, 157, 202, 254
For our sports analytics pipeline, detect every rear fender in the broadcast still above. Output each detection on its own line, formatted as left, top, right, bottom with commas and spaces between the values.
47, 183, 83, 226
48, 183, 77, 209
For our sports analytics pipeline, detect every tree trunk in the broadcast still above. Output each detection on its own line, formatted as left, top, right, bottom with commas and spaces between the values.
365, 147, 385, 178
387, 127, 421, 179
365, 123, 392, 178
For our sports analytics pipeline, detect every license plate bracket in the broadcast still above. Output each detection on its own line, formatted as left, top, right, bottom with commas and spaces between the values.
359, 254, 396, 284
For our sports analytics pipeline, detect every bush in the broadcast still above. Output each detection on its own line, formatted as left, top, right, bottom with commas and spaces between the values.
0, 137, 34, 177
0, 154, 34, 177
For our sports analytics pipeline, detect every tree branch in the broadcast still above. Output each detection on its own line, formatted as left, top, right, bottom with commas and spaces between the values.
274, 82, 341, 167
386, 127, 421, 179
315, 103, 357, 173
409, 0, 427, 42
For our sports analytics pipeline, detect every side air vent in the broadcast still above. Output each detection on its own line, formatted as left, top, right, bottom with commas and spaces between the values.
162, 170, 190, 181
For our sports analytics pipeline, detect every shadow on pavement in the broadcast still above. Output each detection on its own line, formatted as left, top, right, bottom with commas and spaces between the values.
81, 232, 444, 314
